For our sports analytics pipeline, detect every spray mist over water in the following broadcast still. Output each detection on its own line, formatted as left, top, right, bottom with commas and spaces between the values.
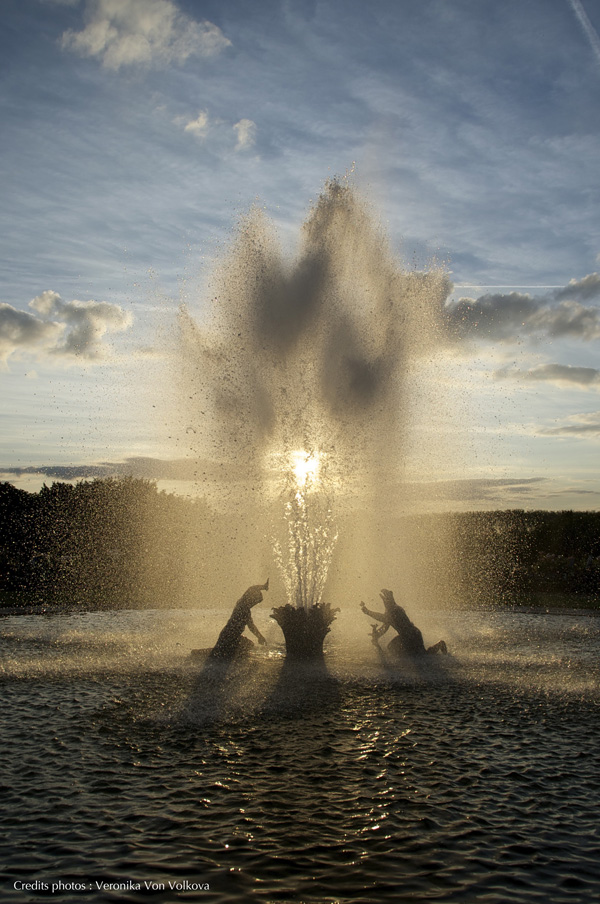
176, 179, 453, 610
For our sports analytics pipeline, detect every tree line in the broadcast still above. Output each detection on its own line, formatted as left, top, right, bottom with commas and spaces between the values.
0, 478, 222, 608
445, 508, 600, 604
1, 479, 599, 609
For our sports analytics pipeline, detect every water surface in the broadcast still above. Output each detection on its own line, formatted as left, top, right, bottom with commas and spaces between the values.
1, 607, 599, 903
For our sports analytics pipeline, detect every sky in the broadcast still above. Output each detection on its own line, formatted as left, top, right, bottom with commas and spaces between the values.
1, 0, 600, 510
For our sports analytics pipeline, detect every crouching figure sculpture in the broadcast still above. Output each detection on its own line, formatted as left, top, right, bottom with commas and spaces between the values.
360, 589, 447, 657
208, 579, 270, 660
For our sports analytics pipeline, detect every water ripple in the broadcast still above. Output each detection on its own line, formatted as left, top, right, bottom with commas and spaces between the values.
2, 611, 600, 902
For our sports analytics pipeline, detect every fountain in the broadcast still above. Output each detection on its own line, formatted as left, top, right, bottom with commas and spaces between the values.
269, 449, 339, 658
3, 180, 600, 904
175, 176, 452, 659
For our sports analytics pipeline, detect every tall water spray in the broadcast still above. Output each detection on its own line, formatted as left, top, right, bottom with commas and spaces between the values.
273, 449, 337, 610
176, 179, 452, 612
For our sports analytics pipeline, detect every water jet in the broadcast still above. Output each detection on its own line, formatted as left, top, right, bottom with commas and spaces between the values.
175, 177, 453, 655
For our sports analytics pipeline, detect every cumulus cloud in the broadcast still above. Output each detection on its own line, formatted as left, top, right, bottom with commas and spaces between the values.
0, 303, 64, 363
540, 411, 600, 437
444, 273, 600, 344
61, 0, 231, 70
0, 291, 132, 364
495, 362, 600, 389
233, 118, 257, 151
554, 273, 600, 302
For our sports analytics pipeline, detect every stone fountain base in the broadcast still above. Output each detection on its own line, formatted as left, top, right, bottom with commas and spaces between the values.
270, 603, 339, 660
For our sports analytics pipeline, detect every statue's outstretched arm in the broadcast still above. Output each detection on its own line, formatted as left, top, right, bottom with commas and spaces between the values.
360, 602, 387, 623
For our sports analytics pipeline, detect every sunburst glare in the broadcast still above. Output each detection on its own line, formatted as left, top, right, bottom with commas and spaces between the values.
291, 449, 321, 490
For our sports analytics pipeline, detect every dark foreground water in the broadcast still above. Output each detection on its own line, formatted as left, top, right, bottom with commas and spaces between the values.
1, 606, 599, 904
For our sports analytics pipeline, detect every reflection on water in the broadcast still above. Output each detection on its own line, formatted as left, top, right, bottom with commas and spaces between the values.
1, 607, 600, 903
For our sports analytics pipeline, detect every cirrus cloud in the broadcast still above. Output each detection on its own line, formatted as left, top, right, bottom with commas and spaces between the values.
61, 0, 231, 71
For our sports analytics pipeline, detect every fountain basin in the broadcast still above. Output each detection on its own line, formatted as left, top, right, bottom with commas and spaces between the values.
270, 602, 339, 660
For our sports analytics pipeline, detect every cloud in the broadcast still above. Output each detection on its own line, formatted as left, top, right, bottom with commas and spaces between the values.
0, 291, 132, 364
406, 477, 546, 504
184, 110, 210, 139
233, 118, 257, 151
1, 458, 190, 482
445, 291, 539, 342
0, 463, 547, 508
530, 299, 600, 340
0, 304, 64, 363
0, 456, 237, 483
495, 362, 600, 388
539, 411, 600, 437
567, 0, 600, 69
554, 273, 600, 302
61, 0, 231, 70
444, 273, 600, 344
180, 113, 257, 151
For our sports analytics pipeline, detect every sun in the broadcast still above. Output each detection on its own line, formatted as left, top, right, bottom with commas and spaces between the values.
291, 449, 321, 489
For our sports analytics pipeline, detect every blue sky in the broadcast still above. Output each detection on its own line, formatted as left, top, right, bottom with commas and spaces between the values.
1, 0, 600, 509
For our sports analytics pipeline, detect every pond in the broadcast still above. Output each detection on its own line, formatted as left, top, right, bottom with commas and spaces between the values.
1, 605, 599, 903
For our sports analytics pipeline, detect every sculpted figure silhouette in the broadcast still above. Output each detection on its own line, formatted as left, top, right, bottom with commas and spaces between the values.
360, 589, 447, 657
209, 579, 270, 660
